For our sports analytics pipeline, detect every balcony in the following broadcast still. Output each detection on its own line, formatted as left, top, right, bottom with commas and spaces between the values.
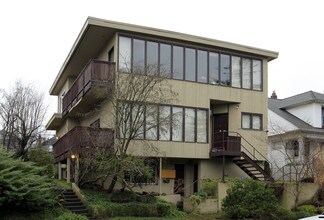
210, 132, 241, 157
62, 59, 115, 117
53, 126, 114, 163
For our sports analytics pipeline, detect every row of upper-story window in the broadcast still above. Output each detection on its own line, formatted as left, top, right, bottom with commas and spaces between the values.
118, 35, 263, 90
119, 103, 208, 143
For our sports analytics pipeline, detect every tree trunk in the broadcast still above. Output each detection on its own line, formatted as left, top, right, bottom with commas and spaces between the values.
107, 174, 118, 193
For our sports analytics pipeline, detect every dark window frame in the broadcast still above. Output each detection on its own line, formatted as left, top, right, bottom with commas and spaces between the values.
118, 34, 263, 91
118, 101, 209, 143
241, 112, 263, 130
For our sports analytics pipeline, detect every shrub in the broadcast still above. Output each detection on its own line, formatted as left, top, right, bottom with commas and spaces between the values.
56, 212, 88, 220
297, 204, 317, 214
0, 148, 61, 211
201, 178, 219, 196
222, 179, 279, 219
27, 146, 55, 177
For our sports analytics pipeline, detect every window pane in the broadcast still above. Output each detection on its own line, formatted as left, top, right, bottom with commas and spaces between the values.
242, 58, 251, 89
159, 106, 171, 141
132, 104, 144, 139
172, 107, 183, 141
231, 56, 241, 88
146, 105, 157, 140
119, 103, 131, 138
160, 43, 171, 77
197, 110, 207, 143
173, 46, 184, 80
252, 115, 261, 130
147, 41, 158, 72
185, 48, 196, 81
253, 60, 262, 90
119, 36, 131, 72
209, 52, 219, 84
185, 108, 195, 142
220, 54, 230, 86
242, 114, 250, 129
133, 39, 145, 72
197, 50, 207, 83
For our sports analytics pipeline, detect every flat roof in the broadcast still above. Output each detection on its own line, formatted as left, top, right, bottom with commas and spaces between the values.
50, 17, 279, 95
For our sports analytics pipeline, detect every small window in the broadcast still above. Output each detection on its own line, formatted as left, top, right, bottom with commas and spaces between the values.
242, 113, 262, 130
197, 50, 207, 83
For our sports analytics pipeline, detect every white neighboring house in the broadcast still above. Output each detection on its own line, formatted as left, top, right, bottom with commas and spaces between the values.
268, 91, 324, 181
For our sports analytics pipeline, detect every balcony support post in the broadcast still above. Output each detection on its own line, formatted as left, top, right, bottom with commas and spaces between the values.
67, 158, 71, 183
58, 162, 62, 180
159, 157, 162, 195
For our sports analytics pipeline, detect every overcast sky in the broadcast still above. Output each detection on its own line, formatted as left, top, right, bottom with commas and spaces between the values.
1, 0, 323, 119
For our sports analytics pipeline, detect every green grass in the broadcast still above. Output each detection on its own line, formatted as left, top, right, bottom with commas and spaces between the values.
54, 178, 72, 189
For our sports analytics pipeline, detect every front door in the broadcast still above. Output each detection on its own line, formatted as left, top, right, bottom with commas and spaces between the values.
213, 114, 228, 150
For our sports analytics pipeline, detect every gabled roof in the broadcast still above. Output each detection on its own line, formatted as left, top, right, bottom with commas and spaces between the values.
269, 91, 324, 134
268, 98, 314, 129
279, 91, 324, 109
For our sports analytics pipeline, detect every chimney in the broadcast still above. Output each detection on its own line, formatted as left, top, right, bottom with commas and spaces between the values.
271, 90, 277, 99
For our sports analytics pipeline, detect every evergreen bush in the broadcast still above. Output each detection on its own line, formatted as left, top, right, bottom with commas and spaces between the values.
0, 148, 60, 211
222, 179, 279, 219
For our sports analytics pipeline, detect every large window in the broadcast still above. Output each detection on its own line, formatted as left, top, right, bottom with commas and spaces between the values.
242, 58, 252, 89
197, 109, 207, 142
119, 103, 208, 143
147, 41, 158, 70
253, 60, 262, 90
185, 108, 195, 142
172, 107, 183, 141
209, 52, 219, 84
145, 105, 158, 140
133, 39, 145, 72
160, 43, 171, 76
242, 113, 262, 130
231, 56, 241, 88
185, 48, 196, 81
220, 54, 230, 86
119, 36, 131, 71
197, 50, 208, 83
159, 106, 171, 141
173, 46, 184, 80
118, 35, 263, 91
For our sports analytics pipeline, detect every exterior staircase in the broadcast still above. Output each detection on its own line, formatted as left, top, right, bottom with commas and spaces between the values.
232, 152, 274, 182
62, 189, 93, 219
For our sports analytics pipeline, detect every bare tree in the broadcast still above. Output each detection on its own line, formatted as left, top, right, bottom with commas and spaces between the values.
74, 63, 177, 192
269, 122, 322, 208
0, 81, 47, 159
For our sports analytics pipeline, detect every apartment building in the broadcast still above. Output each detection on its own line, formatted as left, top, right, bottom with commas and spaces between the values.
268, 91, 324, 182
46, 17, 278, 196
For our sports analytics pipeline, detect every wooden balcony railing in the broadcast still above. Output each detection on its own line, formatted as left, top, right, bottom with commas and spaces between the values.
210, 131, 241, 157
53, 126, 114, 163
62, 59, 115, 116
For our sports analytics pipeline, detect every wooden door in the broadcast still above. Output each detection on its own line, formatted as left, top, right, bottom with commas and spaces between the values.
213, 114, 228, 150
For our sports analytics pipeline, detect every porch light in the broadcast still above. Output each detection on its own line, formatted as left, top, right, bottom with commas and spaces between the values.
71, 154, 76, 159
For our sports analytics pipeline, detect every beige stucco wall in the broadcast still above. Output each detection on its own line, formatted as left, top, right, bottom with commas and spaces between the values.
280, 183, 319, 210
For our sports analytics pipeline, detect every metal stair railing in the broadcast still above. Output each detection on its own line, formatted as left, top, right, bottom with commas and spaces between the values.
227, 131, 273, 175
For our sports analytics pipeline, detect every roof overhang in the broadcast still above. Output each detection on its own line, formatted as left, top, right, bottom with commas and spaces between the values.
50, 17, 279, 95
